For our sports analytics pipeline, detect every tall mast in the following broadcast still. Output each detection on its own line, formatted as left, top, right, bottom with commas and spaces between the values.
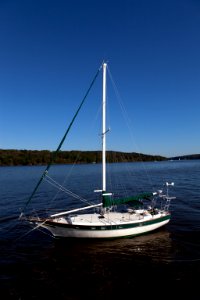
102, 63, 107, 192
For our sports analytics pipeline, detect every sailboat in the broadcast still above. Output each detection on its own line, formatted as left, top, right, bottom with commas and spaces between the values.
23, 62, 175, 239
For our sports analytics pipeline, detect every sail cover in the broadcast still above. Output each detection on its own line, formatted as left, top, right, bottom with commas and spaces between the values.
102, 192, 154, 208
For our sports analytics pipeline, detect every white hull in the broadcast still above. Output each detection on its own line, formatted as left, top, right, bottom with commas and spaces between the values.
34, 211, 170, 239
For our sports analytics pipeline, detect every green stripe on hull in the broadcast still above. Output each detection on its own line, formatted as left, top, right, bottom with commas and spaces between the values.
45, 214, 170, 231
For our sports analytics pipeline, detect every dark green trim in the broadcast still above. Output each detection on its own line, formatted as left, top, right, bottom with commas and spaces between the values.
102, 192, 154, 208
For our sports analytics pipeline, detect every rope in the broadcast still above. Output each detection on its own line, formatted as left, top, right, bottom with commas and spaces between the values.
22, 64, 102, 212
44, 174, 91, 205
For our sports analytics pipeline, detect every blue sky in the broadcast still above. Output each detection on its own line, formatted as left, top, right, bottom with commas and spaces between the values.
0, 0, 200, 157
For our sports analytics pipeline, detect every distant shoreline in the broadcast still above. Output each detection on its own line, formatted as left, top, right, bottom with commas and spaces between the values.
0, 149, 199, 166
168, 154, 200, 161
0, 149, 167, 166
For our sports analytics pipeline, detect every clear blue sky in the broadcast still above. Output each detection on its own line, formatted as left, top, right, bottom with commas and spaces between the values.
0, 0, 200, 157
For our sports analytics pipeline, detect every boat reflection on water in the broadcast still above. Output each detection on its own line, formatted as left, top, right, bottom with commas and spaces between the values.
50, 228, 199, 297
53, 228, 173, 262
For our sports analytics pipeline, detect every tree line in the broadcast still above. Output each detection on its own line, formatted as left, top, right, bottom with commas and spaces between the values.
0, 149, 166, 166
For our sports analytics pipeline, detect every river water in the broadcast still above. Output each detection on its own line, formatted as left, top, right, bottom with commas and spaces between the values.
0, 161, 200, 299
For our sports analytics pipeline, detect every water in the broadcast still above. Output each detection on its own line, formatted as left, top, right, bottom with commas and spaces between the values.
0, 161, 200, 299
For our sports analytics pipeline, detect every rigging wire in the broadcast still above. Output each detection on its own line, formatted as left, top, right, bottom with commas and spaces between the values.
107, 65, 155, 191
44, 174, 91, 204
21, 64, 102, 214
14, 219, 50, 241
46, 155, 82, 209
